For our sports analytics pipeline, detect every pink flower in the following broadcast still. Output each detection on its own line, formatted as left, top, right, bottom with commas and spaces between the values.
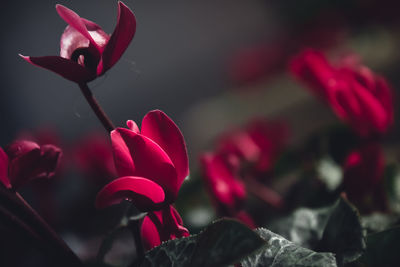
74, 133, 116, 184
217, 120, 288, 175
20, 1, 136, 84
141, 206, 189, 250
0, 140, 62, 190
290, 49, 394, 137
95, 110, 189, 211
343, 143, 387, 213
200, 153, 247, 214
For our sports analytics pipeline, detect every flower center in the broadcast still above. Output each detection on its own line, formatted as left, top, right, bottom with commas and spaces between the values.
71, 48, 97, 73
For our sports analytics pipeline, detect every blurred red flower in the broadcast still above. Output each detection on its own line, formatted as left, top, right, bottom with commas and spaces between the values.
290, 49, 394, 138
0, 140, 62, 190
21, 1, 136, 84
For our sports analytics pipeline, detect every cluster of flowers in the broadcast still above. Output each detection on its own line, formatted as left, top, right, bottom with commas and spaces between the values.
0, 0, 396, 265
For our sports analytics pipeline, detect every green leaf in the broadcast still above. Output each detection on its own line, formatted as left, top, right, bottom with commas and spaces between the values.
241, 228, 337, 267
360, 226, 400, 267
317, 198, 365, 265
268, 206, 332, 249
269, 197, 365, 265
141, 219, 265, 267
361, 213, 399, 234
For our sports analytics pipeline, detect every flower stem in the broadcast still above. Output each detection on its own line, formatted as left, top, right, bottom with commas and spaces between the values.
78, 83, 115, 132
129, 216, 145, 266
0, 185, 83, 266
245, 177, 284, 209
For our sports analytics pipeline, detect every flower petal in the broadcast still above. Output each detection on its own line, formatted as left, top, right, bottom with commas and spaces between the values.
56, 4, 102, 53
20, 55, 95, 83
141, 206, 189, 250
97, 1, 136, 75
111, 129, 136, 177
116, 128, 178, 202
0, 148, 10, 189
95, 176, 165, 211
141, 110, 189, 187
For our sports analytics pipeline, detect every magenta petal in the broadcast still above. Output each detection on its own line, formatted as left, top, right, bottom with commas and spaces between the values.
117, 128, 178, 202
141, 206, 189, 250
141, 110, 189, 187
20, 55, 95, 83
56, 4, 101, 52
0, 148, 10, 189
95, 176, 165, 211
111, 129, 136, 177
97, 1, 136, 75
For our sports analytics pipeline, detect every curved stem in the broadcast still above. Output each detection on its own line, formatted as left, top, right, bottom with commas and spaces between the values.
0, 185, 82, 266
78, 83, 115, 132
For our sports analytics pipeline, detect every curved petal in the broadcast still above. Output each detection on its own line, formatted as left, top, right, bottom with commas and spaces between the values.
117, 128, 178, 202
141, 213, 161, 251
20, 55, 95, 83
111, 129, 136, 177
95, 176, 165, 211
56, 4, 102, 53
97, 1, 136, 75
141, 206, 189, 250
141, 110, 189, 188
0, 148, 10, 189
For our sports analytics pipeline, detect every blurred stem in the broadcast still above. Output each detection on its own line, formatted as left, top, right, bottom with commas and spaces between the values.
129, 218, 145, 266
78, 83, 115, 132
245, 177, 284, 209
0, 185, 82, 266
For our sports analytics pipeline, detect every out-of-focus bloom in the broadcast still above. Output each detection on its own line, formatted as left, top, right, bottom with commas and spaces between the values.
141, 206, 189, 250
96, 110, 189, 211
0, 140, 62, 190
74, 133, 116, 184
290, 49, 394, 137
200, 153, 246, 214
218, 120, 288, 175
228, 42, 287, 86
200, 153, 255, 228
343, 143, 387, 212
21, 1, 136, 84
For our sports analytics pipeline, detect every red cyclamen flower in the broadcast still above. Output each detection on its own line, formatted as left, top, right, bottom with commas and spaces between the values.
200, 152, 256, 228
20, 1, 136, 84
290, 49, 393, 137
96, 110, 190, 249
96, 110, 189, 210
217, 120, 288, 175
0, 140, 62, 190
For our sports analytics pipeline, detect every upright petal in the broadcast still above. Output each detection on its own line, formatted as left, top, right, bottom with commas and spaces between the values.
141, 110, 189, 187
97, 1, 136, 75
20, 55, 95, 83
111, 129, 136, 177
56, 4, 102, 53
95, 176, 165, 211
0, 148, 10, 189
117, 128, 178, 202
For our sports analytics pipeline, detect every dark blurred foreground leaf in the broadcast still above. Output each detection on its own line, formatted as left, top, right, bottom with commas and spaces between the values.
241, 228, 337, 267
318, 198, 365, 265
269, 197, 365, 265
359, 226, 400, 267
141, 218, 265, 267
